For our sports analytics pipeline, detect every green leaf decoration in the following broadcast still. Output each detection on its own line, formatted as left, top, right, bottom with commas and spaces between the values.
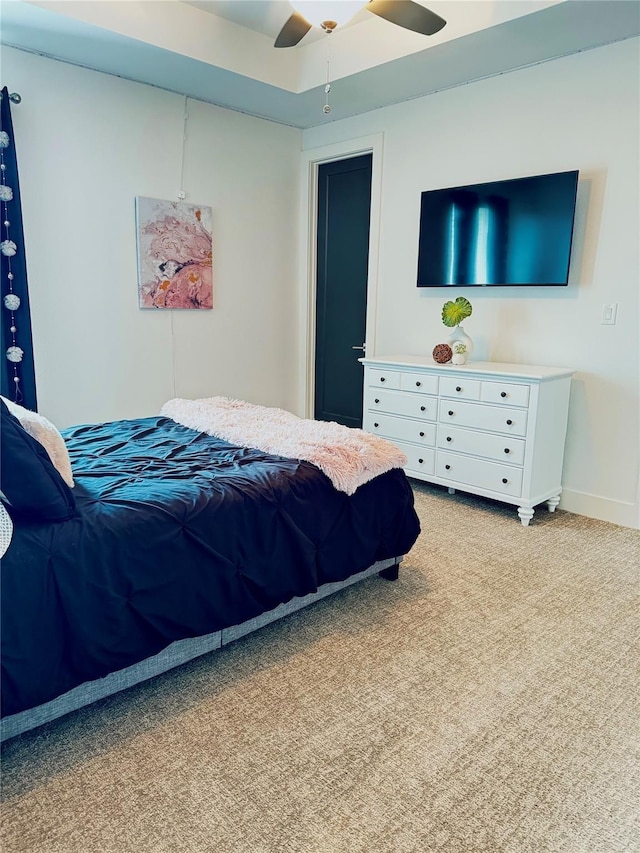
442, 296, 472, 327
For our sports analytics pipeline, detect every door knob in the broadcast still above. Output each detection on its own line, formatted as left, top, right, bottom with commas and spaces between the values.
351, 342, 367, 353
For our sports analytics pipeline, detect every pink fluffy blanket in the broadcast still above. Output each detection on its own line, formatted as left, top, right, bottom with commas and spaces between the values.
161, 396, 407, 495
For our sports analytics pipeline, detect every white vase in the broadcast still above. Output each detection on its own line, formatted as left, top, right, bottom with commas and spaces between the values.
446, 324, 473, 361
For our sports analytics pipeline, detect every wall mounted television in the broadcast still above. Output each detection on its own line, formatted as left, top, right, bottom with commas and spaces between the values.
416, 170, 579, 287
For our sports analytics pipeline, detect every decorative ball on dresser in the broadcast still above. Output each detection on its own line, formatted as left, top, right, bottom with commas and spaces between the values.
432, 343, 452, 364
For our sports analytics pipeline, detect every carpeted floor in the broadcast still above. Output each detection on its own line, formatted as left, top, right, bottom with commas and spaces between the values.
1, 483, 639, 853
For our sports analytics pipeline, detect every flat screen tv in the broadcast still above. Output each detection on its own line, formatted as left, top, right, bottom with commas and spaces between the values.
416, 170, 579, 287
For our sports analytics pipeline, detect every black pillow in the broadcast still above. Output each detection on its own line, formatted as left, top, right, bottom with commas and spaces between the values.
0, 399, 76, 522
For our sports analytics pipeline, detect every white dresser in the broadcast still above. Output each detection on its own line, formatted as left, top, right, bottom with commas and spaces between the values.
360, 356, 574, 526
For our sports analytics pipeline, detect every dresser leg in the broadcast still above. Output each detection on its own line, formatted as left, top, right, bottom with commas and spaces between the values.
546, 494, 561, 513
447, 487, 456, 495
517, 506, 535, 526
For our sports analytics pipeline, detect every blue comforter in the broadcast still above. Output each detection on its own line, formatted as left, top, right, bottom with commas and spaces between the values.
1, 416, 420, 717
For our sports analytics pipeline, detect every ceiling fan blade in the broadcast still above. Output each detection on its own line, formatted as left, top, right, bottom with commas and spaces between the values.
367, 0, 446, 36
275, 11, 313, 48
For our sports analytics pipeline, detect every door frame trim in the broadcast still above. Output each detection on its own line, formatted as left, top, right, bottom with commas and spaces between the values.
297, 133, 384, 418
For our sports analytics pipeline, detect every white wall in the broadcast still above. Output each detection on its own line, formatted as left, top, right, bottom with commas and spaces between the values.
3, 47, 302, 428
303, 38, 640, 528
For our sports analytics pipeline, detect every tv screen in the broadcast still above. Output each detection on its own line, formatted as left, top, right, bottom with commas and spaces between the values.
416, 170, 579, 287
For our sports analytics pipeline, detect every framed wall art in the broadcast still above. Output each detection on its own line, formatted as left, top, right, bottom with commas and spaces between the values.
135, 197, 213, 309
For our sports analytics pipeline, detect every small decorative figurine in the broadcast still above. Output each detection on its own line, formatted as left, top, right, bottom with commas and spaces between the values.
451, 342, 467, 365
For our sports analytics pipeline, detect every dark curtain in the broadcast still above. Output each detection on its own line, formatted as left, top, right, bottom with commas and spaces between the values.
0, 87, 37, 411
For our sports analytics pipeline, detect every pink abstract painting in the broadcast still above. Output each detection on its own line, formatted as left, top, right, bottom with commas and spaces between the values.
136, 197, 213, 309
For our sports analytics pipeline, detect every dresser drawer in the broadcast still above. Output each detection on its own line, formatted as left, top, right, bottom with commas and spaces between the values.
395, 441, 435, 476
480, 381, 530, 407
436, 452, 523, 497
364, 413, 436, 446
436, 425, 526, 466
367, 368, 401, 390
439, 376, 481, 400
399, 373, 439, 395
439, 399, 528, 437
366, 389, 437, 421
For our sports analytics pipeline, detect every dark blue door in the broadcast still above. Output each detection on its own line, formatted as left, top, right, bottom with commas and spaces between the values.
315, 154, 372, 427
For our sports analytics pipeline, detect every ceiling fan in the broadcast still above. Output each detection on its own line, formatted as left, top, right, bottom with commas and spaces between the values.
275, 0, 446, 47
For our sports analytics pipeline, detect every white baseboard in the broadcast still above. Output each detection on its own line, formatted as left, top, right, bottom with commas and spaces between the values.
559, 489, 639, 529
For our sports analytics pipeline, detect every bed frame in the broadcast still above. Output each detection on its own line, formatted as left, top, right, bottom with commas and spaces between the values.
0, 557, 401, 742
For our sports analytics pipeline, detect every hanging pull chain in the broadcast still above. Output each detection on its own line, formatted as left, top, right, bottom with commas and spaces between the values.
323, 30, 332, 115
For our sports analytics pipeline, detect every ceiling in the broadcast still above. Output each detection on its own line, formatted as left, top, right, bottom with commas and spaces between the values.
2, 1, 639, 128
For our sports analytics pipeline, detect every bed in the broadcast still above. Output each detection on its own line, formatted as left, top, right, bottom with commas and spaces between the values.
0, 400, 421, 741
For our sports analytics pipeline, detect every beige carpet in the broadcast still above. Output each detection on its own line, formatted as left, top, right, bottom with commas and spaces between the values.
1, 483, 639, 853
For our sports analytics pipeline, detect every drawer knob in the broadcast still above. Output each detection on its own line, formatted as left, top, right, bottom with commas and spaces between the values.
446, 436, 452, 442
373, 422, 379, 428
420, 406, 426, 412
419, 431, 425, 437
416, 381, 422, 387
456, 386, 462, 392
448, 410, 454, 416
374, 398, 380, 404
502, 478, 508, 484
418, 458, 424, 464
504, 448, 510, 454
445, 464, 451, 470
501, 391, 507, 398
380, 377, 386, 382
506, 419, 513, 426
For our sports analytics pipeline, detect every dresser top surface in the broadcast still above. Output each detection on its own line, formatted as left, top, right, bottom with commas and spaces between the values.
360, 356, 574, 381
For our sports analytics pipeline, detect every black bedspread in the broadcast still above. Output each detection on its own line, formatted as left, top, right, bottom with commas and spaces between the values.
1, 417, 420, 717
